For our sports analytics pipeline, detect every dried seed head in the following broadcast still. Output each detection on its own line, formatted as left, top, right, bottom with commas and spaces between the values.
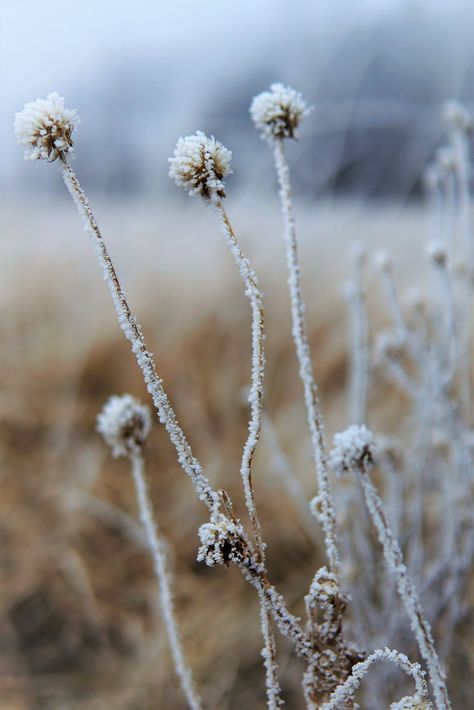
97, 394, 151, 458
374, 330, 406, 364
329, 425, 375, 474
14, 92, 79, 161
426, 240, 448, 266
197, 514, 246, 567
443, 99, 472, 133
250, 83, 309, 141
169, 131, 232, 200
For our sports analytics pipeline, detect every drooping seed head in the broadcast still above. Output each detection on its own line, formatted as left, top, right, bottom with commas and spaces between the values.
168, 131, 232, 200
14, 92, 79, 161
97, 394, 151, 457
250, 83, 309, 141
329, 425, 375, 474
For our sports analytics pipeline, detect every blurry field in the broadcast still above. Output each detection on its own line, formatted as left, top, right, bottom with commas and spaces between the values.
0, 196, 452, 708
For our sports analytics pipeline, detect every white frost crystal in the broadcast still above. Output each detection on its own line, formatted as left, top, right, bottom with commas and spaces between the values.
250, 83, 309, 140
329, 425, 375, 474
14, 92, 79, 161
97, 394, 151, 457
197, 515, 245, 567
169, 131, 232, 199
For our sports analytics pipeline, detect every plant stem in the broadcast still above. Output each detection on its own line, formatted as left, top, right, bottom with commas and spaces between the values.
129, 446, 202, 710
273, 138, 340, 577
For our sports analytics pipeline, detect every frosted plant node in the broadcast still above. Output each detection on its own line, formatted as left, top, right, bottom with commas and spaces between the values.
250, 83, 309, 140
197, 514, 246, 567
169, 131, 232, 199
329, 425, 375, 474
97, 394, 151, 457
14, 92, 78, 161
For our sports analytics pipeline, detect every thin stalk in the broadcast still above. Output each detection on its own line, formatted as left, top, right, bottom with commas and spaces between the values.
59, 154, 219, 515
212, 198, 282, 707
129, 446, 202, 710
212, 199, 265, 562
272, 138, 340, 577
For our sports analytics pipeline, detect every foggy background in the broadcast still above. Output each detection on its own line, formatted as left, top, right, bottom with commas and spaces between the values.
2, 0, 474, 202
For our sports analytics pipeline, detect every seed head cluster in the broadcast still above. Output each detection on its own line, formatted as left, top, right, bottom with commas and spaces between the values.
197, 515, 246, 567
329, 425, 375, 474
14, 92, 78, 162
97, 394, 151, 458
250, 83, 309, 141
168, 131, 232, 200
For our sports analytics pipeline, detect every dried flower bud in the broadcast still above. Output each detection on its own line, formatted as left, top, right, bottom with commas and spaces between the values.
14, 92, 79, 162
197, 515, 246, 567
374, 330, 406, 364
97, 394, 151, 457
250, 83, 309, 141
426, 240, 448, 266
169, 131, 232, 200
329, 425, 375, 474
443, 100, 472, 133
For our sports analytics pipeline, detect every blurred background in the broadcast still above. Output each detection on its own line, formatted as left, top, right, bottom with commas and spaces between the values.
1, 1, 474, 708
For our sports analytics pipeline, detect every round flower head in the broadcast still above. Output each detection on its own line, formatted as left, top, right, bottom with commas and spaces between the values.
97, 394, 151, 457
14, 92, 79, 161
329, 425, 375, 474
250, 83, 309, 141
169, 131, 232, 200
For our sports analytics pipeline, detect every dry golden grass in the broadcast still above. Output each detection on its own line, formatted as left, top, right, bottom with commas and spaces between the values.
1, 197, 469, 708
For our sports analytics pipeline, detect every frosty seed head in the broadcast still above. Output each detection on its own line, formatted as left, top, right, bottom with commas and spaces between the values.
168, 131, 232, 200
97, 394, 151, 457
14, 92, 79, 162
426, 240, 448, 266
250, 83, 309, 141
436, 146, 456, 173
196, 514, 245, 567
443, 99, 472, 133
374, 330, 406, 364
329, 425, 375, 474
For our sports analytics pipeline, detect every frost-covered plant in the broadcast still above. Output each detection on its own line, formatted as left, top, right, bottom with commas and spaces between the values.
250, 82, 309, 141
14, 92, 78, 161
17, 88, 473, 709
97, 394, 202, 710
251, 83, 341, 581
330, 426, 450, 709
168, 131, 232, 199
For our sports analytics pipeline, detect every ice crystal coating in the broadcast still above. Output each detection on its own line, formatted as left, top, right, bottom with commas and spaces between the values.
14, 92, 78, 161
443, 100, 472, 132
168, 131, 232, 199
250, 83, 309, 140
329, 425, 375, 474
197, 514, 245, 566
97, 394, 151, 457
